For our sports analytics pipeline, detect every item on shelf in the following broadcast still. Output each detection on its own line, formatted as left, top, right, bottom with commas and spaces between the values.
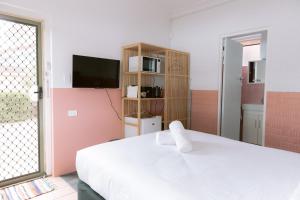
127, 85, 138, 98
125, 116, 162, 137
141, 86, 163, 98
153, 86, 162, 98
129, 56, 161, 73
128, 113, 153, 118
141, 86, 153, 98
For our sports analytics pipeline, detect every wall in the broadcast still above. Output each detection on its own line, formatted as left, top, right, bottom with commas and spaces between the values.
52, 89, 122, 175
1, 0, 171, 88
3, 0, 300, 176
265, 92, 300, 153
241, 66, 264, 104
171, 0, 300, 152
1, 0, 172, 176
191, 90, 218, 134
241, 45, 264, 105
171, 0, 300, 91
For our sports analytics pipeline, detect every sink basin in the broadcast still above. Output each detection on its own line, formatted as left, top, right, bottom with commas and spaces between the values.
242, 104, 264, 111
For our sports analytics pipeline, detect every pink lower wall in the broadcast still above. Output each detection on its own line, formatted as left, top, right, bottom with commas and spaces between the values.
191, 90, 218, 134
51, 89, 300, 176
52, 88, 122, 176
241, 66, 265, 104
265, 92, 300, 153
190, 90, 300, 153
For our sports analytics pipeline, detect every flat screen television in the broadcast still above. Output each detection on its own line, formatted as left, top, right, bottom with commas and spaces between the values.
73, 55, 120, 88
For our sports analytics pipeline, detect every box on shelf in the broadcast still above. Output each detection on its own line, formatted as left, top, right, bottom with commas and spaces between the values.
127, 85, 138, 98
125, 115, 162, 138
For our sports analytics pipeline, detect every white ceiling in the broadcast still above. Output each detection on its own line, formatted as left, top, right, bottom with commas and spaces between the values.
160, 0, 236, 18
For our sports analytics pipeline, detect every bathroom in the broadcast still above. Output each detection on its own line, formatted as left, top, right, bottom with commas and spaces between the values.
240, 33, 266, 145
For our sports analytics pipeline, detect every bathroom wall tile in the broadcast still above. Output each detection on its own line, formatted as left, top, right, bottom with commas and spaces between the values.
241, 66, 265, 105
265, 92, 300, 153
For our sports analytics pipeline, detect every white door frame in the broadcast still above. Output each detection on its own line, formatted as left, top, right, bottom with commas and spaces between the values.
217, 27, 269, 146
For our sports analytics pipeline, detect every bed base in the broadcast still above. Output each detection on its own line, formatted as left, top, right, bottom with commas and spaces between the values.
78, 179, 105, 200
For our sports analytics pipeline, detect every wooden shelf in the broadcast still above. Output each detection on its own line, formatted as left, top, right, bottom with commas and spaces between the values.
123, 42, 166, 53
124, 122, 138, 127
167, 74, 189, 78
167, 97, 190, 100
124, 71, 165, 76
141, 98, 165, 100
163, 118, 188, 123
122, 42, 190, 136
123, 97, 165, 101
122, 42, 190, 55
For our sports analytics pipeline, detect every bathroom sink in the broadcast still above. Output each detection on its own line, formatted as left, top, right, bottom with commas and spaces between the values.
242, 104, 264, 111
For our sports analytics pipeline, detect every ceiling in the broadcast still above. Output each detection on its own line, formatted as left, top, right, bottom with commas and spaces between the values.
160, 0, 236, 18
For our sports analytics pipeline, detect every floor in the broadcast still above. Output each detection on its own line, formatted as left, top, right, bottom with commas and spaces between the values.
61, 172, 79, 191
33, 176, 78, 200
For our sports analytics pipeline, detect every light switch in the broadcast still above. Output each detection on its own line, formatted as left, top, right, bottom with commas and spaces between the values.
68, 110, 78, 117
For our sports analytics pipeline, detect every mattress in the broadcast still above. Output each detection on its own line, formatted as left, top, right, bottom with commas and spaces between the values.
76, 130, 300, 200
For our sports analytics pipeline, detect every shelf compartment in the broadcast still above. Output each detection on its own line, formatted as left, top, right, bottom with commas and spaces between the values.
124, 122, 139, 127
122, 42, 190, 135
123, 42, 166, 53
167, 74, 189, 78
123, 97, 165, 101
124, 72, 165, 76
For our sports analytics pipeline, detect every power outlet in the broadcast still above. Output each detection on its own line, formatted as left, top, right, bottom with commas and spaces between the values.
68, 110, 78, 117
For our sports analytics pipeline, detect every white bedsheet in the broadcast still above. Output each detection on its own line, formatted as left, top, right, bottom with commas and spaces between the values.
76, 130, 300, 200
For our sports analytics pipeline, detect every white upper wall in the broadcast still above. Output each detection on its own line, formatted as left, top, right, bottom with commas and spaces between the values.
1, 0, 171, 88
170, 0, 300, 92
2, 0, 300, 91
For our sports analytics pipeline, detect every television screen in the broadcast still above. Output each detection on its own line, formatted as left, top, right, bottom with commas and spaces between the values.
73, 55, 120, 88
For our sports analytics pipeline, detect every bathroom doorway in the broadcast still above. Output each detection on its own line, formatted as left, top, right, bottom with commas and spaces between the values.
220, 31, 267, 146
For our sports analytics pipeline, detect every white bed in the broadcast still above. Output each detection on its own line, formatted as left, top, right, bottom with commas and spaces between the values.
76, 130, 300, 200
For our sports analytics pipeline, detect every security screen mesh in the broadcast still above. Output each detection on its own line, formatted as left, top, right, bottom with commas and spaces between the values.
0, 19, 40, 182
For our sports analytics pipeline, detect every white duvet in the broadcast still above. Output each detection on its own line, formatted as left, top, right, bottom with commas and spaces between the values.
76, 130, 300, 200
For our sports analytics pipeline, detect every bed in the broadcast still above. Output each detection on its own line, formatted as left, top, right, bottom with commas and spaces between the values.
76, 130, 300, 200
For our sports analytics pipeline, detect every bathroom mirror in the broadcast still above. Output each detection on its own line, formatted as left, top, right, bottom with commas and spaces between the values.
248, 60, 265, 84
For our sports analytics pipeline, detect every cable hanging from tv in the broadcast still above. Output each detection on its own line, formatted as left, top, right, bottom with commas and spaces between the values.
105, 89, 121, 121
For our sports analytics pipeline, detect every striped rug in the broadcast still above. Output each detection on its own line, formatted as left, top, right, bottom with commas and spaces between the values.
0, 179, 54, 200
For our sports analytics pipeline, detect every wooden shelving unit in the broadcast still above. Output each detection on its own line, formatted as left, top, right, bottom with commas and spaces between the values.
122, 42, 190, 136
123, 97, 165, 101
124, 72, 166, 76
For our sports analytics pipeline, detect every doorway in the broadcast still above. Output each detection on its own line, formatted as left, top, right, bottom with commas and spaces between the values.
220, 31, 267, 145
0, 14, 44, 187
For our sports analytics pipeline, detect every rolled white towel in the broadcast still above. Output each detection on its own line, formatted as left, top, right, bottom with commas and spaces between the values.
156, 130, 175, 145
169, 121, 193, 153
169, 120, 185, 130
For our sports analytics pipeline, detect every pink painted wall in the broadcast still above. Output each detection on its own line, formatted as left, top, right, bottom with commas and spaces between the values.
191, 90, 218, 134
265, 92, 300, 153
241, 66, 265, 104
190, 89, 300, 153
50, 88, 300, 176
52, 88, 122, 176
